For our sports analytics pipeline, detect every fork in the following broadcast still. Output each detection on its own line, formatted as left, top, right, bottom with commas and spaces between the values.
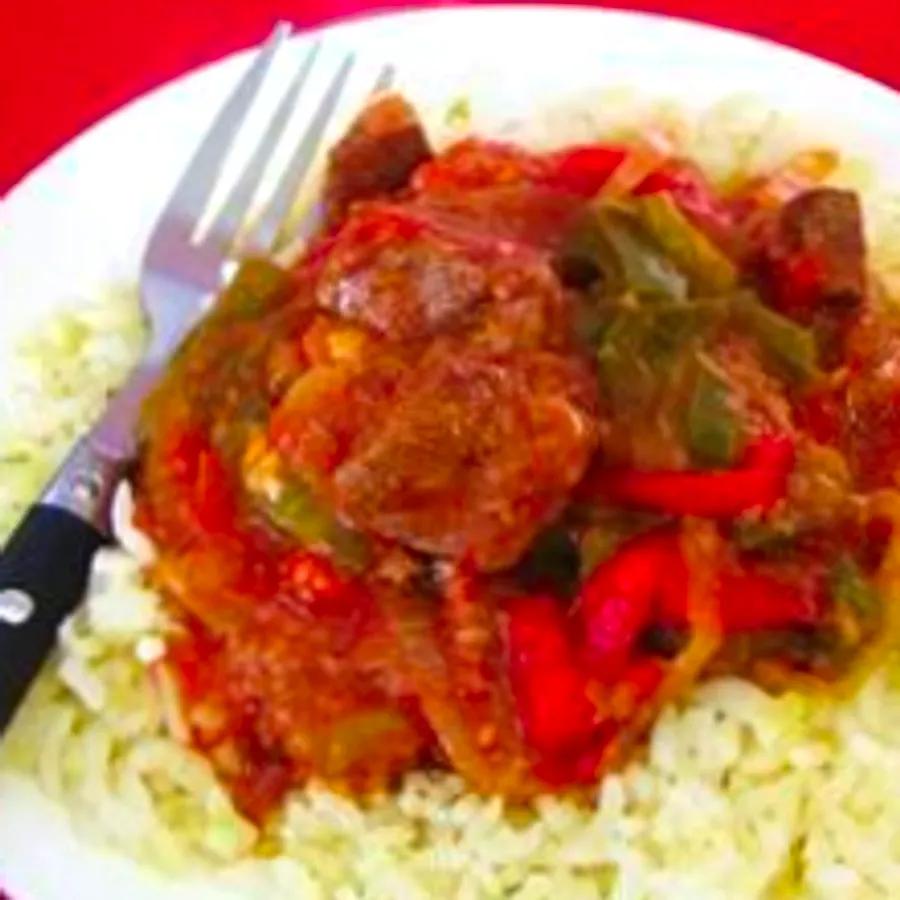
0, 23, 389, 732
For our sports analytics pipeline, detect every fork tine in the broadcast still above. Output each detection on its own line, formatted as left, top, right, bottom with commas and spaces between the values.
371, 64, 395, 94
155, 22, 290, 230
201, 41, 321, 252
247, 53, 356, 253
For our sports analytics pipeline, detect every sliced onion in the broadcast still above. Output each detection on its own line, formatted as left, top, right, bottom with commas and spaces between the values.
375, 585, 500, 790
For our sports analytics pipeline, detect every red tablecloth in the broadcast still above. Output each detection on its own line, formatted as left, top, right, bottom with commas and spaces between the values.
1, 0, 897, 195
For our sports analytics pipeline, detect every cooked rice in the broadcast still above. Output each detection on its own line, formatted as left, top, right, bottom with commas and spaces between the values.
4, 95, 900, 898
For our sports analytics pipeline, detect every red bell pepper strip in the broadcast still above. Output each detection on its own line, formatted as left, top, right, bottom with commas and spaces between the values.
543, 145, 629, 197
506, 595, 598, 754
586, 435, 794, 519
659, 566, 822, 632
577, 514, 819, 668
576, 531, 682, 681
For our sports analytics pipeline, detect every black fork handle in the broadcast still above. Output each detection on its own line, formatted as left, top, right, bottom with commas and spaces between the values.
0, 438, 126, 733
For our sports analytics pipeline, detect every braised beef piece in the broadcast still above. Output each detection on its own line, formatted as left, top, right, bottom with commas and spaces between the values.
315, 209, 488, 341
315, 204, 571, 347
750, 188, 866, 361
332, 341, 601, 572
323, 94, 432, 221
843, 316, 900, 489
753, 188, 866, 317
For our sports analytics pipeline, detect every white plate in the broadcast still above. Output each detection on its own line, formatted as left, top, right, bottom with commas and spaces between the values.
2, 7, 900, 898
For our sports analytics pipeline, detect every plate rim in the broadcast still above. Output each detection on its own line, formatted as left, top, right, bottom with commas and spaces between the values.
5, 5, 900, 896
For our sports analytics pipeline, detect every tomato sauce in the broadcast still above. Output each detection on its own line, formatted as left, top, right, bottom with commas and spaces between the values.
135, 93, 900, 821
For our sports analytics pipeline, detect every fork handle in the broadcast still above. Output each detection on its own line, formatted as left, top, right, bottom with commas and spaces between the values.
0, 438, 128, 733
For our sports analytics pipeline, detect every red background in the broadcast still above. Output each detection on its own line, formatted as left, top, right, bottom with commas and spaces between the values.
1, 0, 898, 195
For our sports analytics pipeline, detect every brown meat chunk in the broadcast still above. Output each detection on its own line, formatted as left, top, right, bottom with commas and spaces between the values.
752, 188, 866, 321
844, 315, 900, 489
324, 94, 432, 221
316, 209, 488, 341
315, 204, 571, 347
331, 342, 601, 571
